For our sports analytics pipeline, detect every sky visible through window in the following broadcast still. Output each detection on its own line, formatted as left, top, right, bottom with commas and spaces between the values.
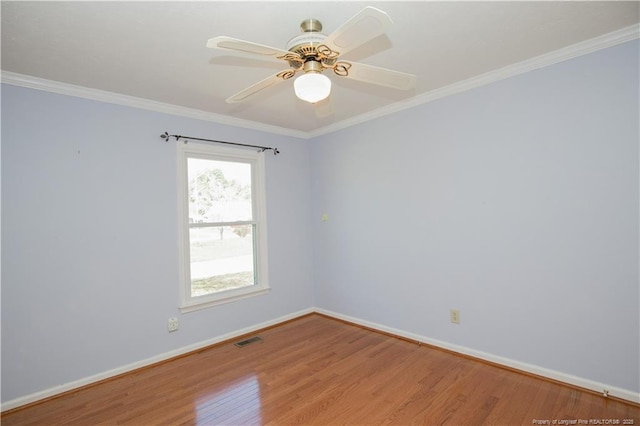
188, 158, 251, 186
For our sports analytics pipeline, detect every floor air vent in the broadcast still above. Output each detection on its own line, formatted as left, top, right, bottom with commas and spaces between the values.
234, 336, 263, 348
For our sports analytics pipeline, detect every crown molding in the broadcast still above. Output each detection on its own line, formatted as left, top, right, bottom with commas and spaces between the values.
307, 23, 640, 139
0, 71, 309, 139
2, 23, 638, 140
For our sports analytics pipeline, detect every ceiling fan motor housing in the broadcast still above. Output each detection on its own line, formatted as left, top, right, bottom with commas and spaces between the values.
286, 18, 332, 68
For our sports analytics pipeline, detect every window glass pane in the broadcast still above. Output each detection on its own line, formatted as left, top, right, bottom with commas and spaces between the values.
178, 145, 268, 311
189, 225, 255, 297
187, 158, 252, 223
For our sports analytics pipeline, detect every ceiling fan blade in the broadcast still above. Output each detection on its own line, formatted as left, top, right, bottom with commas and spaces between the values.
323, 7, 393, 57
207, 36, 292, 60
345, 62, 416, 90
226, 72, 289, 103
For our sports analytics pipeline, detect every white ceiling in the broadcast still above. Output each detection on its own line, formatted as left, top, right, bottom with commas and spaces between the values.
2, 1, 639, 137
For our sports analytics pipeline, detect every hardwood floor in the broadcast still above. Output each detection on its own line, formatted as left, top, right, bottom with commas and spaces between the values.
3, 314, 639, 425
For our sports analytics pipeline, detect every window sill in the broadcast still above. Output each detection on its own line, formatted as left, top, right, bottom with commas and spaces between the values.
179, 286, 270, 313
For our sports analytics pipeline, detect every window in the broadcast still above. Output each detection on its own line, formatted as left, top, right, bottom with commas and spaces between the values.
177, 143, 269, 312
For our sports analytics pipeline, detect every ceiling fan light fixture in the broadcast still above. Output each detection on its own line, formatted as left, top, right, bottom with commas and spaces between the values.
294, 72, 331, 103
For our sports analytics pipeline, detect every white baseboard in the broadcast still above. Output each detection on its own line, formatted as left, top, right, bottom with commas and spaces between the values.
0, 308, 314, 412
314, 308, 640, 405
3, 306, 638, 412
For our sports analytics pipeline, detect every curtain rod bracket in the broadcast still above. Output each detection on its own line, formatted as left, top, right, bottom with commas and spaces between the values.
161, 132, 279, 155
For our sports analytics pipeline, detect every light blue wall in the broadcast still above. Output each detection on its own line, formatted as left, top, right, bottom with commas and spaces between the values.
2, 39, 638, 405
311, 40, 639, 392
1, 86, 314, 402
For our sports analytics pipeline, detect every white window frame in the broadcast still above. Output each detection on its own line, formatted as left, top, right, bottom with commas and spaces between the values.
177, 142, 269, 313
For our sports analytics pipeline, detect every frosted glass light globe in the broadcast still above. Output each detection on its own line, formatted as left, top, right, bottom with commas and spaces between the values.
294, 73, 331, 103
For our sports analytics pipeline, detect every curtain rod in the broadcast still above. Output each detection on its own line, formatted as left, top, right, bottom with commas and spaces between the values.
161, 132, 280, 155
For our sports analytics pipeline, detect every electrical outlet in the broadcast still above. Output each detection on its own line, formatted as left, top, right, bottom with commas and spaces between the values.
167, 317, 179, 332
450, 309, 460, 324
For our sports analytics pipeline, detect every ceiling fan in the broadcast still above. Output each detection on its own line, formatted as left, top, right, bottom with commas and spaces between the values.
206, 6, 416, 105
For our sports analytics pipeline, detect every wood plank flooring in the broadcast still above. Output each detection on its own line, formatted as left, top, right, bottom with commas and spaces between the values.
3, 314, 639, 425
